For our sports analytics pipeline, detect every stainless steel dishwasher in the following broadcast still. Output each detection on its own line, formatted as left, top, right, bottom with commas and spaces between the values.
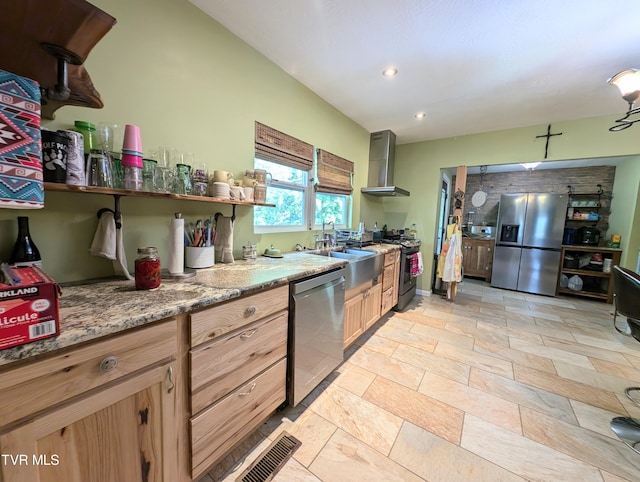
288, 267, 346, 406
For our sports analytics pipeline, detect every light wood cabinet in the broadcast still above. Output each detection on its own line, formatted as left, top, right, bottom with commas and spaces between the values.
188, 286, 288, 479
343, 280, 382, 348
462, 238, 494, 281
0, 320, 178, 482
381, 250, 400, 315
343, 292, 365, 348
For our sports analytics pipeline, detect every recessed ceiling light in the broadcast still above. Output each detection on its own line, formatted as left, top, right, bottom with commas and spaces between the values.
382, 66, 398, 78
414, 112, 426, 119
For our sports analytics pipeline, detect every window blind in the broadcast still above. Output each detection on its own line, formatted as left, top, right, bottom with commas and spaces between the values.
255, 122, 313, 171
315, 148, 354, 195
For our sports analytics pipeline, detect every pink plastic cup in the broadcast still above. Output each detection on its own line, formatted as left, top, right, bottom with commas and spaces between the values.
122, 124, 142, 153
121, 153, 143, 167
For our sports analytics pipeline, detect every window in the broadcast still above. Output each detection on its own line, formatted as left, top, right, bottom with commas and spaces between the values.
253, 158, 309, 232
314, 193, 349, 227
253, 122, 353, 234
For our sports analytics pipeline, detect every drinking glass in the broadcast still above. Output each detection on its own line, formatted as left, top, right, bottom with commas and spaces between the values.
174, 163, 192, 194
96, 123, 114, 152
86, 149, 114, 188
191, 161, 208, 196
142, 159, 157, 192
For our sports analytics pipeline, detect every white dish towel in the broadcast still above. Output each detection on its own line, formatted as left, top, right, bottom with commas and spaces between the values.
214, 214, 234, 263
90, 210, 133, 280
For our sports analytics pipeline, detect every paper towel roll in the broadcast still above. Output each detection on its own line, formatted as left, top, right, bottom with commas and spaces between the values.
168, 215, 184, 274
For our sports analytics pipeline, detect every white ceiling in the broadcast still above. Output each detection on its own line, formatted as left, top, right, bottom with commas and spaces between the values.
190, 0, 640, 145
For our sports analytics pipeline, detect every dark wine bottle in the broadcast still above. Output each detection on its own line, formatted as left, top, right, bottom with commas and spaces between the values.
10, 216, 42, 266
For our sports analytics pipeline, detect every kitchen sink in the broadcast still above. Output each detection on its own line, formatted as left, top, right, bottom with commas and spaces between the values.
308, 248, 382, 289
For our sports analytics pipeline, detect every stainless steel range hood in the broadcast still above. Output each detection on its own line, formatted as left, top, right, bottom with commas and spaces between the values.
360, 130, 410, 196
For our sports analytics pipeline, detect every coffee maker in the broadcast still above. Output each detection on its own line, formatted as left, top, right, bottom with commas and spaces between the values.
577, 226, 600, 245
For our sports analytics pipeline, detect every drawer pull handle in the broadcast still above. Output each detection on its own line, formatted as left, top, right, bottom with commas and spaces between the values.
238, 383, 257, 397
244, 306, 257, 317
240, 328, 258, 339
99, 356, 119, 373
167, 366, 175, 393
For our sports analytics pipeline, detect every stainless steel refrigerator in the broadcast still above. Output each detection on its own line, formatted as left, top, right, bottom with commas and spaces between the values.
491, 193, 567, 296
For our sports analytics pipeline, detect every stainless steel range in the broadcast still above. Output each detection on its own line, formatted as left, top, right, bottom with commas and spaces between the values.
382, 236, 422, 311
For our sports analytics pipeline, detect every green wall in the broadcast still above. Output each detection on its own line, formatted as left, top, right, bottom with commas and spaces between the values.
391, 117, 640, 291
0, 0, 370, 282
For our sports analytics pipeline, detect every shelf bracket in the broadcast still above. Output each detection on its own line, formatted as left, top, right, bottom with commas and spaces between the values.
97, 194, 123, 229
214, 204, 236, 223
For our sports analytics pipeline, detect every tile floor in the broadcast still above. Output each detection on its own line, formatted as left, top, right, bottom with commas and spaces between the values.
200, 279, 640, 481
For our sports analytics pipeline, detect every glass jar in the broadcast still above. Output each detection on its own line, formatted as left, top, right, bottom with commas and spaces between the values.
134, 247, 161, 290
123, 164, 143, 191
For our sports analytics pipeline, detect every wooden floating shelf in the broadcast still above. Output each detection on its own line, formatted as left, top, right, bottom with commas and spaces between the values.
44, 183, 275, 207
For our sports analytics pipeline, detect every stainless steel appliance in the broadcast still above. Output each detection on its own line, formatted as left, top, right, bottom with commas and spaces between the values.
492, 193, 567, 296
383, 235, 422, 311
577, 226, 600, 245
288, 267, 346, 406
360, 130, 410, 197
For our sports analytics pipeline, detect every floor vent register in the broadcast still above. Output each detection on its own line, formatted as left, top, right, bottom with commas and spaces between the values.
237, 432, 302, 482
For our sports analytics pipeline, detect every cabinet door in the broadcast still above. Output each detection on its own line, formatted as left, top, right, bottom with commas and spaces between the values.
363, 284, 382, 330
391, 255, 400, 306
0, 363, 176, 482
343, 293, 364, 348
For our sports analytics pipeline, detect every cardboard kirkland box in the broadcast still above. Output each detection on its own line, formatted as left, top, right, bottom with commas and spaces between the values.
0, 266, 61, 350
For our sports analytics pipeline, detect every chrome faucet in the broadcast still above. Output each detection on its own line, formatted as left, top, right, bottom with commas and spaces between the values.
322, 221, 335, 247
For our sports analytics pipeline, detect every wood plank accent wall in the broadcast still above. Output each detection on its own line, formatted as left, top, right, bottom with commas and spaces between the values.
456, 166, 615, 236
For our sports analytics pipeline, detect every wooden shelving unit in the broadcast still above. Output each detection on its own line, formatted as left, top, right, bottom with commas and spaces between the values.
556, 245, 622, 303
44, 183, 275, 208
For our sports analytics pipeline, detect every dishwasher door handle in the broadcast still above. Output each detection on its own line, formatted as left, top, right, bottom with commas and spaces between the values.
290, 268, 347, 294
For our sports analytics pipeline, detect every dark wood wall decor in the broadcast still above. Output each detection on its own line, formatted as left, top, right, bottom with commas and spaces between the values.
0, 0, 117, 119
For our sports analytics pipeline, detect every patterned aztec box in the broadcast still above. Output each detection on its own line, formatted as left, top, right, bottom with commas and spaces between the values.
0, 266, 61, 350
0, 69, 43, 209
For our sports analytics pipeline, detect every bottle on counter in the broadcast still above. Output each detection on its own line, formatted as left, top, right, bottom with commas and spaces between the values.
134, 247, 161, 290
10, 216, 42, 267
409, 223, 417, 239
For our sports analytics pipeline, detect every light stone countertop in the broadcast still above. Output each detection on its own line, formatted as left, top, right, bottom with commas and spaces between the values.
0, 245, 400, 368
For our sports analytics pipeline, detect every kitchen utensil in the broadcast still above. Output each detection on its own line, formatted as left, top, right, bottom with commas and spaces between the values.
41, 130, 69, 183
59, 129, 85, 185
185, 246, 215, 268
263, 245, 283, 258
242, 241, 257, 261
254, 169, 272, 184
243, 177, 259, 187
174, 163, 192, 194
254, 184, 267, 203
243, 186, 254, 201
192, 161, 208, 196
213, 170, 232, 183
86, 149, 113, 187
142, 158, 157, 192
122, 124, 142, 153
230, 186, 245, 200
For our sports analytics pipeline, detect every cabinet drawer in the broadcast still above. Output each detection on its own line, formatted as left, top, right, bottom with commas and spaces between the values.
0, 319, 176, 428
381, 287, 395, 314
191, 358, 286, 477
382, 264, 395, 291
384, 250, 399, 266
190, 285, 288, 348
190, 310, 288, 414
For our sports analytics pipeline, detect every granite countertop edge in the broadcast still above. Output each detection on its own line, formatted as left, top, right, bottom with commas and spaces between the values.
0, 245, 400, 368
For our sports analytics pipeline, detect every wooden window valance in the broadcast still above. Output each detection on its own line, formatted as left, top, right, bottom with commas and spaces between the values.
255, 122, 314, 171
315, 148, 354, 195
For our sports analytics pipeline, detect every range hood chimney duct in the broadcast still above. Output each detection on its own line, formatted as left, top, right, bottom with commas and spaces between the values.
360, 130, 410, 196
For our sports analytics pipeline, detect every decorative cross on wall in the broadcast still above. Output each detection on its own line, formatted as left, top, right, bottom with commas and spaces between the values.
535, 124, 563, 159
